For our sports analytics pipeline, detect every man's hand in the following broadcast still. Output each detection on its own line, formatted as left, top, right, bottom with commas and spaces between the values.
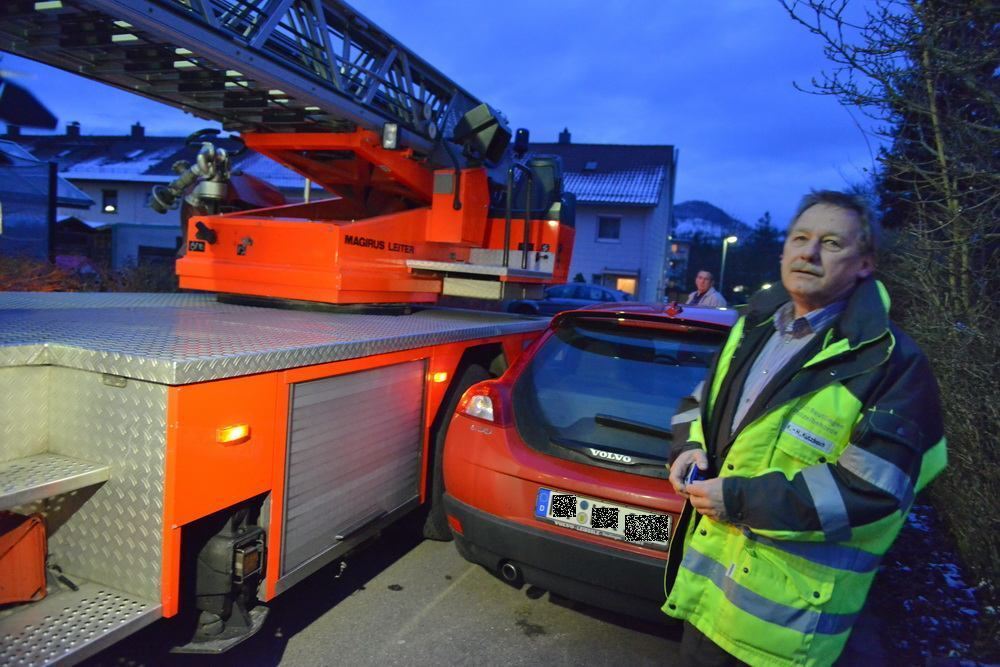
687, 478, 728, 522
668, 448, 709, 497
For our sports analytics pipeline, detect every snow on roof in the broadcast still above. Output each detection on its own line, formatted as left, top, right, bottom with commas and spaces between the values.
563, 166, 666, 206
59, 217, 177, 230
0, 140, 38, 161
5, 133, 672, 205
234, 153, 309, 190
63, 146, 179, 182
528, 141, 674, 208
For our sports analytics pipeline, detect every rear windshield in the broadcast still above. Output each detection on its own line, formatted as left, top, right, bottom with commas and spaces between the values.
512, 318, 722, 477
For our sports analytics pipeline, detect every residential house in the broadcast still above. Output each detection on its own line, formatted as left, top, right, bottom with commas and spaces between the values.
3, 122, 312, 269
530, 129, 678, 302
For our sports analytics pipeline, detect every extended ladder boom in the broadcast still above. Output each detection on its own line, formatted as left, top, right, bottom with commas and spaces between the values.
0, 0, 483, 162
0, 0, 577, 306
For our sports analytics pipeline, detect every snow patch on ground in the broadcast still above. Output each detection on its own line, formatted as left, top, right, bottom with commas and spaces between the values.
869, 504, 993, 664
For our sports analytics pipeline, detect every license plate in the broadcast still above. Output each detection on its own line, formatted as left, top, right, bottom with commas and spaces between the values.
534, 488, 671, 551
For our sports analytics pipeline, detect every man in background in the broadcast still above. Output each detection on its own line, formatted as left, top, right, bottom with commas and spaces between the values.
687, 270, 727, 307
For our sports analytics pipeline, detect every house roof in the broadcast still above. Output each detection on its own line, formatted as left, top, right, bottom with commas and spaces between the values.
0, 140, 93, 208
4, 130, 309, 190
2, 129, 676, 207
529, 141, 675, 207
562, 166, 667, 206
58, 215, 176, 231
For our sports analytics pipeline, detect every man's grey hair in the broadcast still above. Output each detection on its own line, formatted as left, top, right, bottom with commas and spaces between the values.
790, 190, 881, 257
697, 270, 714, 281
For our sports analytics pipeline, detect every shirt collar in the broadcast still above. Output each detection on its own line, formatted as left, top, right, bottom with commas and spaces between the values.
773, 299, 847, 338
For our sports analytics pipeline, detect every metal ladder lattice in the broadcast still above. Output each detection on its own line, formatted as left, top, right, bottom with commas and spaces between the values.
0, 0, 482, 155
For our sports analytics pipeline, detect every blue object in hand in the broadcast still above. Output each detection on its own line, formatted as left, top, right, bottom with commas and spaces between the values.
685, 463, 705, 486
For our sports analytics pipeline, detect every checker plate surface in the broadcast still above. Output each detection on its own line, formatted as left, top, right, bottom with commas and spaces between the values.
0, 293, 545, 384
0, 581, 159, 666
0, 453, 110, 511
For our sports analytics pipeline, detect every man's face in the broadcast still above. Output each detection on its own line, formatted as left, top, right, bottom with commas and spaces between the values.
780, 204, 874, 315
695, 272, 712, 294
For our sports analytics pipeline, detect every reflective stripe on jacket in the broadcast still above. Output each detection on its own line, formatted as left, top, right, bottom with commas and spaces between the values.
663, 278, 946, 667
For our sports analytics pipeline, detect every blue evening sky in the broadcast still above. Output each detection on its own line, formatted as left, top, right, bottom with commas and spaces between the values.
0, 1, 881, 228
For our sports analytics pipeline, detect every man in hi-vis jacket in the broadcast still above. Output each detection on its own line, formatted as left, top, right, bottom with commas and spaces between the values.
664, 190, 946, 666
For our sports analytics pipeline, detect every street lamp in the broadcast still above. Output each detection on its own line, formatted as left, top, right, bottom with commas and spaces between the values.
719, 235, 738, 293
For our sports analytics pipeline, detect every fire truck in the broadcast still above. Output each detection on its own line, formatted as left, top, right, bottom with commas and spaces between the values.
0, 1, 576, 663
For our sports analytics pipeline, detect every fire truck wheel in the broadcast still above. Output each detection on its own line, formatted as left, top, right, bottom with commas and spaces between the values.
423, 363, 491, 540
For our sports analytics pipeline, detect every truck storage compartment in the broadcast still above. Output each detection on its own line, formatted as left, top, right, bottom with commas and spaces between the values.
0, 365, 164, 666
278, 359, 427, 589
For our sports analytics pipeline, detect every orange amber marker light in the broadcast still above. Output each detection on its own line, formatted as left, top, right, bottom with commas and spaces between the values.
216, 423, 251, 445
432, 371, 448, 383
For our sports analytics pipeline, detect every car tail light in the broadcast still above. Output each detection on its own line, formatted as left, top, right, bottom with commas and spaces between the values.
457, 380, 510, 426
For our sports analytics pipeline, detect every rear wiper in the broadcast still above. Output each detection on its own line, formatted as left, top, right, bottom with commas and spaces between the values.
595, 413, 671, 438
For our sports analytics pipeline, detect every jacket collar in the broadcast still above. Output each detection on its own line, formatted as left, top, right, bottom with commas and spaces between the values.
745, 277, 890, 349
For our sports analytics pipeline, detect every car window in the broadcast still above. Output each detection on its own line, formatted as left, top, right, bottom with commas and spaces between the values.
601, 289, 617, 302
546, 285, 574, 298
512, 318, 722, 475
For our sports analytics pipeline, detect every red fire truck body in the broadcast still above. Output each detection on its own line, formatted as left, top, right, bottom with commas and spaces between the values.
0, 1, 576, 663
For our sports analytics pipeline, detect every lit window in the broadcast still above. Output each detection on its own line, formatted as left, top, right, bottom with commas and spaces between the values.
102, 190, 118, 214
615, 277, 637, 295
597, 216, 620, 241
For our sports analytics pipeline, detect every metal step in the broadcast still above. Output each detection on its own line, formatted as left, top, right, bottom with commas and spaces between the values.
407, 258, 552, 300
0, 454, 110, 511
406, 259, 551, 280
0, 581, 160, 666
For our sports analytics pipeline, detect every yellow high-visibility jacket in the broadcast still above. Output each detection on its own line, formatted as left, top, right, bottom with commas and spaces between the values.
664, 278, 947, 666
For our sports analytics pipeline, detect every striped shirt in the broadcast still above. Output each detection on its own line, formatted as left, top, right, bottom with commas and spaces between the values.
730, 299, 847, 432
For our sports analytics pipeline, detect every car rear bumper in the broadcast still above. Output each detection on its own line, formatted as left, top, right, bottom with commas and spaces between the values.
443, 494, 671, 624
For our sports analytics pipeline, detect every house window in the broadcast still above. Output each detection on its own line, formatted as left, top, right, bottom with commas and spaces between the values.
615, 277, 637, 295
591, 273, 602, 285
597, 216, 620, 241
102, 190, 119, 214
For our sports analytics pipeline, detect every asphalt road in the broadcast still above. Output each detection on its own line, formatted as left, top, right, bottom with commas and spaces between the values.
84, 513, 682, 667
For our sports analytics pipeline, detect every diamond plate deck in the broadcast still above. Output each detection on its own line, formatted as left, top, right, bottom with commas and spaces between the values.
0, 454, 110, 511
0, 293, 546, 384
0, 581, 160, 666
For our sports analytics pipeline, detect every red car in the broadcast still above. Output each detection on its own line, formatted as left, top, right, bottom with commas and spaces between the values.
442, 302, 737, 622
